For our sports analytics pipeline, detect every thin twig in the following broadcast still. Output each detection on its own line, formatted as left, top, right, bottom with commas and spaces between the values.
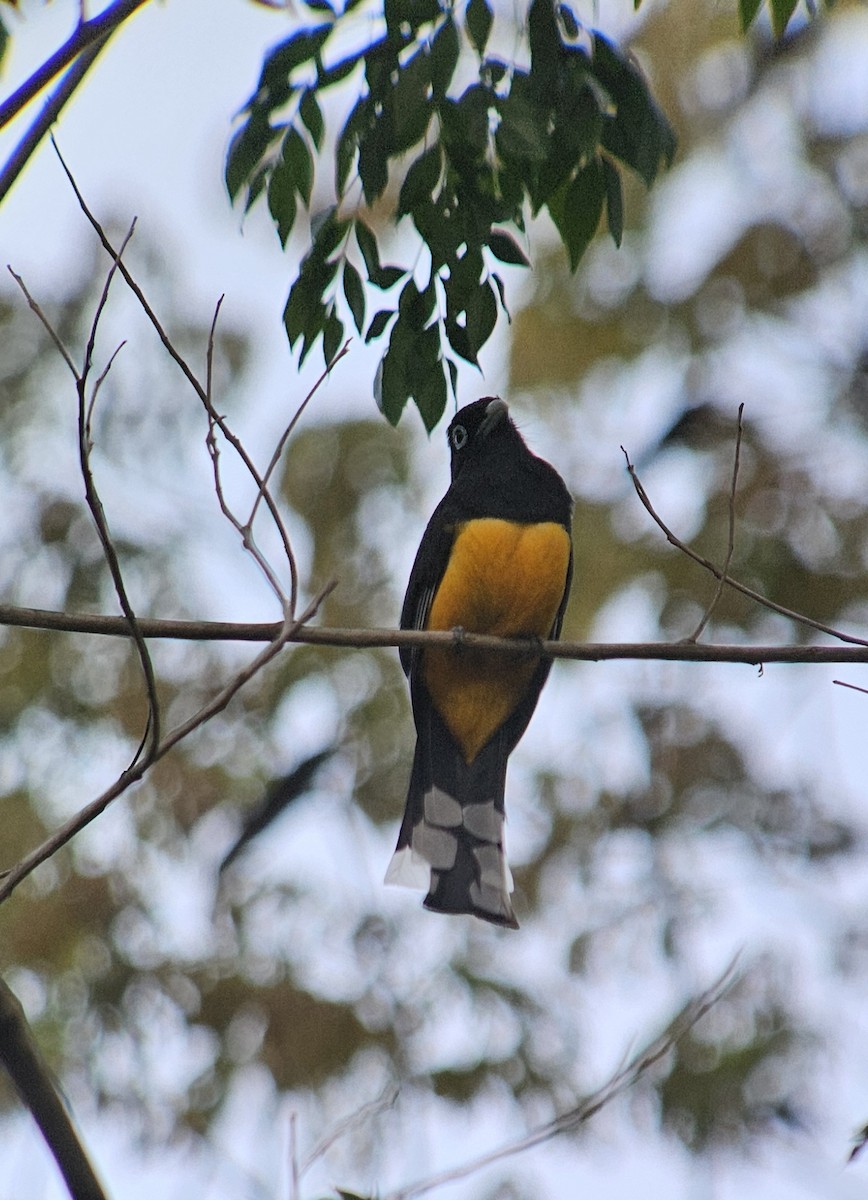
7, 267, 79, 377
833, 679, 868, 696
53, 144, 297, 571
622, 446, 868, 649
76, 240, 162, 762
384, 960, 739, 1200
0, 583, 336, 906
249, 338, 351, 529
246, 338, 351, 615
300, 1083, 400, 1177
686, 403, 745, 643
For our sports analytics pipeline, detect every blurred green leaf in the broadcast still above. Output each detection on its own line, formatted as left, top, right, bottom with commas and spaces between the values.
601, 154, 623, 247
342, 261, 366, 334
594, 33, 677, 186
547, 156, 605, 270
739, 0, 764, 30
465, 0, 493, 55
488, 229, 529, 266
770, 0, 799, 36
299, 89, 325, 151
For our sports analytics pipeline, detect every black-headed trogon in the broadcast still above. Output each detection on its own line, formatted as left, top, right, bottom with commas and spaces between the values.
386, 397, 573, 928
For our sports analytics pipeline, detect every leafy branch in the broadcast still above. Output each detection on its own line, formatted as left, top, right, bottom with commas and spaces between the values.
226, 0, 675, 429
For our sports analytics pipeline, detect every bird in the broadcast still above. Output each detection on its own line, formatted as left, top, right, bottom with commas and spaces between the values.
386, 396, 573, 928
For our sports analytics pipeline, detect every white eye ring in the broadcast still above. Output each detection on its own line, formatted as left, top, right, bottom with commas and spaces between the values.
451, 424, 468, 450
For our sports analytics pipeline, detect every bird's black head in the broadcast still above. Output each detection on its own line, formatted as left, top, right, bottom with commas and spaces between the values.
447, 396, 514, 481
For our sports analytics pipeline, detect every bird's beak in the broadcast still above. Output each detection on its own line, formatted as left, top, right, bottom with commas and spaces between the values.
480, 397, 508, 437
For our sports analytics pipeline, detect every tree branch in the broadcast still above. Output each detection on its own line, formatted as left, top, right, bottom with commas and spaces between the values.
384, 959, 739, 1200
2, 602, 868, 664
0, 0, 151, 131
0, 584, 336, 907
686, 402, 744, 643
621, 444, 868, 648
0, 976, 107, 1200
51, 145, 306, 614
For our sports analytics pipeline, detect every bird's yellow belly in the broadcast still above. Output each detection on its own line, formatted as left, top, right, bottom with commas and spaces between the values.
423, 519, 571, 762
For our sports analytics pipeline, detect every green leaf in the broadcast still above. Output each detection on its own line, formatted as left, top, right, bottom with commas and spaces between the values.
374, 316, 416, 424
374, 265, 406, 290
225, 115, 280, 202
488, 229, 529, 266
283, 125, 314, 207
593, 33, 676, 186
491, 272, 511, 320
738, 0, 764, 29
464, 278, 498, 359
770, 0, 799, 36
557, 3, 581, 41
259, 26, 332, 103
547, 157, 605, 271
358, 118, 390, 203
267, 157, 298, 246
441, 86, 491, 160
356, 221, 381, 281
397, 145, 443, 218
335, 97, 367, 195
429, 16, 460, 99
365, 309, 394, 342
284, 281, 326, 353
323, 309, 345, 366
0, 16, 8, 75
391, 45, 434, 154
355, 220, 404, 288
601, 155, 623, 248
398, 277, 436, 329
527, 0, 561, 79
299, 90, 325, 151
495, 90, 549, 164
466, 0, 493, 55
342, 262, 366, 333
408, 323, 447, 430
532, 79, 604, 210
446, 245, 484, 309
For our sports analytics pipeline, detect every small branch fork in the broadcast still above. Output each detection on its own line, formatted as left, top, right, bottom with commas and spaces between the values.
1, 155, 343, 907
621, 426, 868, 651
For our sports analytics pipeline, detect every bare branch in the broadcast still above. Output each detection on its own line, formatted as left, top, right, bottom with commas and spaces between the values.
0, 976, 108, 1200
75, 234, 162, 762
246, 338, 351, 614
7, 267, 79, 378
384, 960, 739, 1200
0, 0, 151, 133
52, 146, 307, 611
622, 445, 868, 649
300, 1083, 400, 1178
833, 679, 868, 696
0, 42, 108, 206
686, 403, 744, 643
0, 582, 336, 906
4, 603, 868, 664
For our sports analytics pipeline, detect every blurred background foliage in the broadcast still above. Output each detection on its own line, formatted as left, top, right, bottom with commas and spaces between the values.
4, 0, 868, 1196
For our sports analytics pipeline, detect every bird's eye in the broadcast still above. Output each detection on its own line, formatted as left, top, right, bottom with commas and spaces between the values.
451, 424, 468, 451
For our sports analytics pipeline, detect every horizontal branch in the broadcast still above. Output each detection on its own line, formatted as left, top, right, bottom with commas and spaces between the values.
2, 603, 868, 665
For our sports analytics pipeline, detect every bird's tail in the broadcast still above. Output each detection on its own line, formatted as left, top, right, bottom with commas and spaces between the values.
385, 716, 517, 929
